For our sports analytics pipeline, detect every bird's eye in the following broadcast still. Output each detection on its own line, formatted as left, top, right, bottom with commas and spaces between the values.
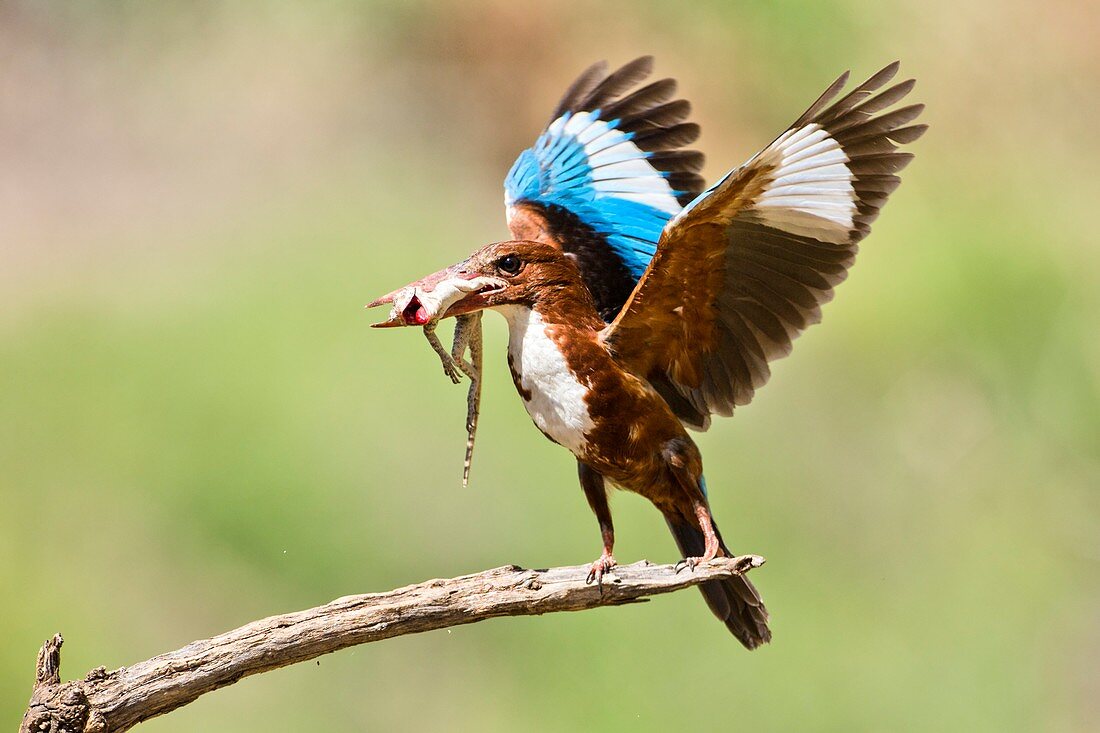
496, 254, 522, 275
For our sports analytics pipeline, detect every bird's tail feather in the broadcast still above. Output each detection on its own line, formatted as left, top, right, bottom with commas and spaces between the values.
665, 515, 771, 649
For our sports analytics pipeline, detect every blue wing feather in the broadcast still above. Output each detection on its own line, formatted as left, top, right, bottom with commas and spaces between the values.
505, 119, 675, 278
504, 58, 706, 320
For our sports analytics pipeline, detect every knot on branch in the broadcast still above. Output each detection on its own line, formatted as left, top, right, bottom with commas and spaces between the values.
22, 634, 102, 733
35, 633, 63, 686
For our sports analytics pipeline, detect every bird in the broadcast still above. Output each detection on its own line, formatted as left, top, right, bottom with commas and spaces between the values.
369, 57, 925, 649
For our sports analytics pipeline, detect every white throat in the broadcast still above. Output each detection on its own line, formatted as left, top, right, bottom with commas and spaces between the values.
496, 305, 594, 455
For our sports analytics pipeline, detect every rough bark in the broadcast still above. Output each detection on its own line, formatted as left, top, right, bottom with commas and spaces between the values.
20, 555, 764, 733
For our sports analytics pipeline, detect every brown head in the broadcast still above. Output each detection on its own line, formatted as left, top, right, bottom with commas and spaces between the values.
368, 241, 601, 328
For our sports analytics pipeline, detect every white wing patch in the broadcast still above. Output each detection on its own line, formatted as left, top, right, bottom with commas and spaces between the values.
747, 123, 857, 243
672, 122, 859, 241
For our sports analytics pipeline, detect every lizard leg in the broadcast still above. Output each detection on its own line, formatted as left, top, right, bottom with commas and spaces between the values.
423, 320, 461, 384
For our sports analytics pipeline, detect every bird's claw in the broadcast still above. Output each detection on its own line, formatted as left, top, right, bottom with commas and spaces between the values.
585, 554, 617, 590
674, 557, 698, 574
675, 548, 726, 573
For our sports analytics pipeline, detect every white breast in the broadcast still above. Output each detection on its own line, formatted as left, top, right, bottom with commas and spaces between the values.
499, 306, 594, 455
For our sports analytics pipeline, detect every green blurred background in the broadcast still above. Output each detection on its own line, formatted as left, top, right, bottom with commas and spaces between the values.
3, 1, 1098, 730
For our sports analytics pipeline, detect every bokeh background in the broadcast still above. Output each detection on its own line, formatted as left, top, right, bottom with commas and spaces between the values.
3, 1, 1098, 730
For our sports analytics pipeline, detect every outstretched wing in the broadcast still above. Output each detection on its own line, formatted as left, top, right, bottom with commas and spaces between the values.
602, 62, 927, 430
504, 56, 707, 321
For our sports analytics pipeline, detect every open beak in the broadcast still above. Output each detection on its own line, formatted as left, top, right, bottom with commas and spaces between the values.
366, 263, 506, 328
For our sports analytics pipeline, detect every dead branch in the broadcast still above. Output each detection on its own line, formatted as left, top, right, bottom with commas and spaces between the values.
20, 556, 764, 733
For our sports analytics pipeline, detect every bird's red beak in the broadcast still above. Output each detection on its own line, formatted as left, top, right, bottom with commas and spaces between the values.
367, 262, 506, 328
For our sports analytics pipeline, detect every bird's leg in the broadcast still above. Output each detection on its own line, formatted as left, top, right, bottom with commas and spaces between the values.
450, 312, 482, 488
679, 499, 725, 570
587, 525, 616, 589
660, 439, 724, 571
423, 319, 462, 384
579, 463, 616, 588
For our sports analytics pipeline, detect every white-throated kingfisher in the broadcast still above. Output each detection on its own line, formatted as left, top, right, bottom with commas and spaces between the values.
369, 58, 925, 649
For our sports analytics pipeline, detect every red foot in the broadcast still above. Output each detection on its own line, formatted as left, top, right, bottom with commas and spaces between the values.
585, 553, 617, 587
675, 546, 726, 573
676, 501, 725, 571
